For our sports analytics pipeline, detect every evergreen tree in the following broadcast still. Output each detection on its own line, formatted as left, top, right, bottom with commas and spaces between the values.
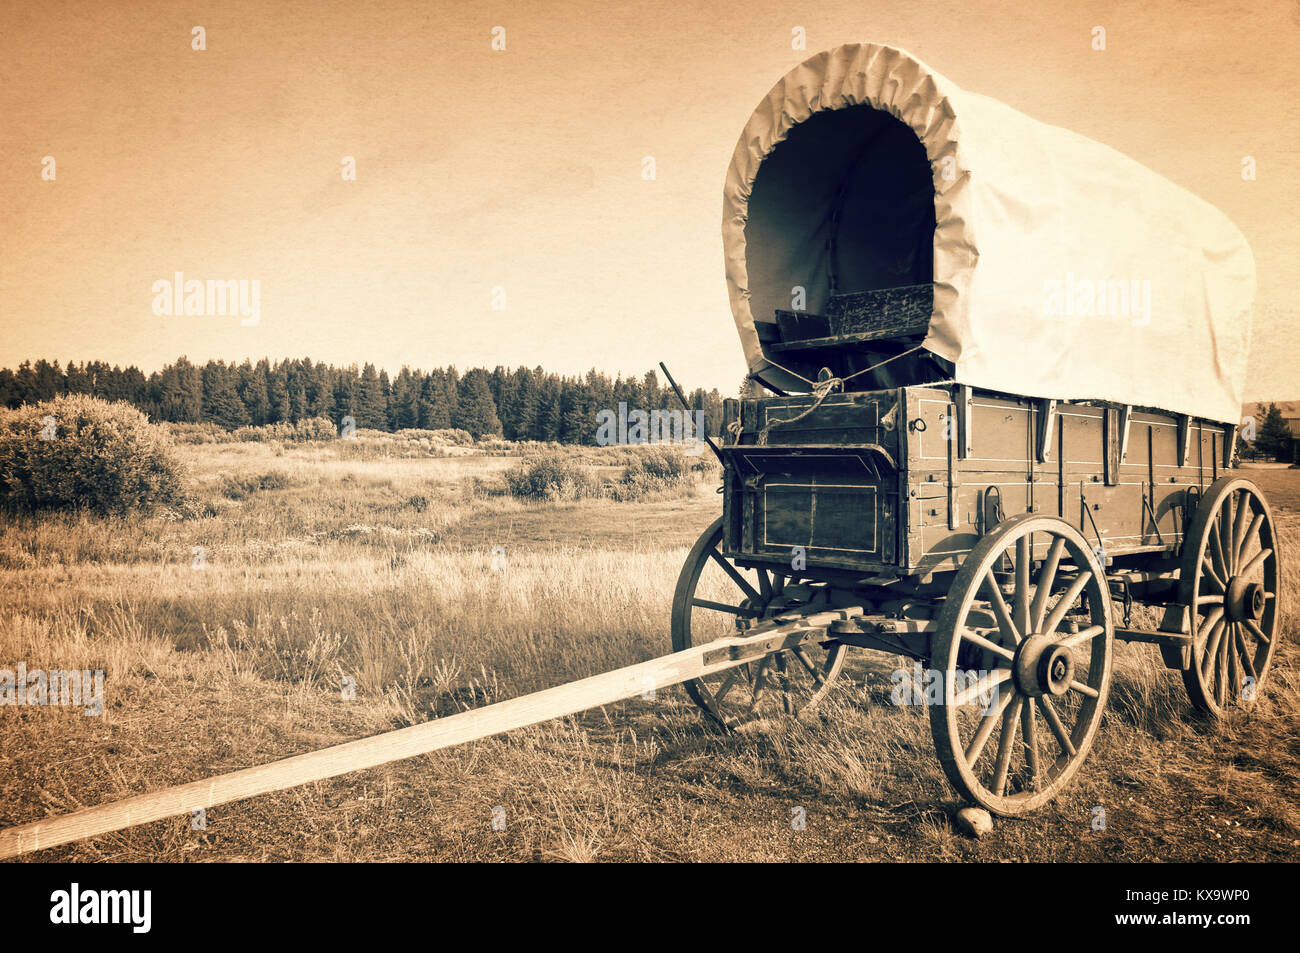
539, 377, 563, 441
239, 359, 270, 425
416, 372, 446, 429
65, 361, 91, 394
642, 370, 662, 414
201, 361, 250, 428
513, 367, 542, 441
332, 366, 357, 428
307, 361, 334, 419
559, 379, 593, 444
389, 367, 419, 430
265, 363, 291, 423
33, 359, 63, 400
1257, 403, 1293, 461
0, 368, 16, 407
151, 356, 203, 422
287, 359, 308, 422
452, 368, 502, 438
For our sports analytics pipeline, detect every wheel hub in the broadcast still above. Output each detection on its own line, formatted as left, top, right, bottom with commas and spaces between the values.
1224, 577, 1265, 622
1013, 634, 1075, 697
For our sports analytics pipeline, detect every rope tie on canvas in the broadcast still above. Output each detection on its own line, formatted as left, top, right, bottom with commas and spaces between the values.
747, 344, 927, 445
756, 375, 841, 445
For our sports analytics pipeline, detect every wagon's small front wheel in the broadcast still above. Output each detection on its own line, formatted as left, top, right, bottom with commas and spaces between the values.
671, 517, 846, 728
929, 514, 1113, 816
1179, 476, 1281, 718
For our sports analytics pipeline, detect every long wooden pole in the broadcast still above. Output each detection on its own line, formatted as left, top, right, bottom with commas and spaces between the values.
658, 361, 724, 464
0, 607, 859, 859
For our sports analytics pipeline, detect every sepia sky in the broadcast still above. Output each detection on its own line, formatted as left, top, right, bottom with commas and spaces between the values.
1, 0, 1298, 399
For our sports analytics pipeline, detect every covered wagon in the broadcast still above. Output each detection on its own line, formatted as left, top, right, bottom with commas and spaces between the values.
671, 43, 1278, 814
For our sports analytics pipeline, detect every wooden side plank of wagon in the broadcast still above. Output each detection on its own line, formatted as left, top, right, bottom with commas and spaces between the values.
900, 384, 1232, 574
0, 606, 862, 859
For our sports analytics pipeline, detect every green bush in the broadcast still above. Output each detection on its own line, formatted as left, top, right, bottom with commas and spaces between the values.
504, 452, 600, 501
502, 445, 712, 503
0, 395, 188, 514
218, 469, 295, 500
622, 445, 691, 484
292, 417, 339, 441
428, 428, 474, 447
610, 446, 713, 501
164, 421, 232, 445
165, 417, 339, 444
230, 417, 338, 442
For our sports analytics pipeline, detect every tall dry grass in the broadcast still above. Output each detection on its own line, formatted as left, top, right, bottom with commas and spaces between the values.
0, 444, 1295, 861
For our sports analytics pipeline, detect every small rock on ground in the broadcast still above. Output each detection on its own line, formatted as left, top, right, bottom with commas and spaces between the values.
956, 807, 994, 838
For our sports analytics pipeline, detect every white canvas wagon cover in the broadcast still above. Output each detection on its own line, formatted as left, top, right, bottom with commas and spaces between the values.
724, 43, 1255, 424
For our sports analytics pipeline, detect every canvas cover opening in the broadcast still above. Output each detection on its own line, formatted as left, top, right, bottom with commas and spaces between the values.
743, 104, 935, 325
722, 44, 1255, 423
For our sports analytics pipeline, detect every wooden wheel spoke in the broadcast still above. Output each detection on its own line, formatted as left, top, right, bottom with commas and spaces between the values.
1036, 696, 1076, 757
1013, 536, 1031, 637
691, 598, 760, 618
982, 573, 1022, 646
951, 667, 1013, 708
1233, 626, 1258, 684
1021, 700, 1041, 789
1195, 606, 1224, 651
707, 549, 761, 602
1200, 556, 1225, 594
1239, 513, 1264, 563
1230, 492, 1251, 573
1236, 547, 1272, 580
1209, 519, 1230, 583
790, 646, 823, 682
958, 627, 1016, 662
1242, 618, 1270, 646
1217, 505, 1234, 574
1214, 623, 1230, 707
1228, 625, 1241, 701
1200, 618, 1226, 681
1067, 679, 1100, 699
1056, 624, 1105, 650
711, 669, 741, 705
991, 697, 1024, 797
772, 653, 791, 691
1029, 537, 1066, 633
964, 689, 1015, 763
1041, 570, 1093, 637
747, 657, 772, 710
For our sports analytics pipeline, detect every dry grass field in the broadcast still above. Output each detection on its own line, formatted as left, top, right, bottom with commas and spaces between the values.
1, 441, 1297, 862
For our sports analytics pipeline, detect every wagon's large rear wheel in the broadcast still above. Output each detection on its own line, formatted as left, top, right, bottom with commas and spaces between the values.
1179, 476, 1281, 718
671, 517, 846, 728
929, 514, 1113, 816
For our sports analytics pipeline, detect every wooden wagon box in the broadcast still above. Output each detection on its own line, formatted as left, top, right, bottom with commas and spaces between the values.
720, 386, 1234, 578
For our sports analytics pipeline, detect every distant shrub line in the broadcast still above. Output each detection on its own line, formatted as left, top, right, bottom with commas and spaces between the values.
504, 447, 712, 503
